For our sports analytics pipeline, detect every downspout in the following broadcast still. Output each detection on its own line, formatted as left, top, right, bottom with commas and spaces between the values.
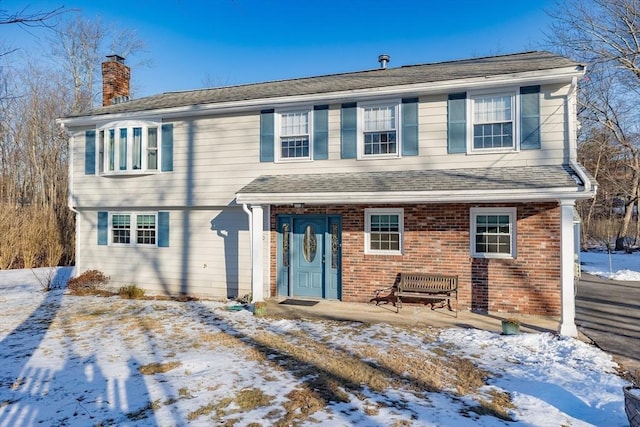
567, 75, 595, 194
242, 203, 253, 289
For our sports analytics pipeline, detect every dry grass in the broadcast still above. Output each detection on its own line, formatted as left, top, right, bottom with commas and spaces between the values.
118, 284, 145, 299
468, 388, 516, 421
187, 388, 274, 422
49, 295, 516, 425
138, 361, 181, 375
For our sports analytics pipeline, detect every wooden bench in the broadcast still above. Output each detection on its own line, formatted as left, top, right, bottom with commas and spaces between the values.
374, 273, 457, 315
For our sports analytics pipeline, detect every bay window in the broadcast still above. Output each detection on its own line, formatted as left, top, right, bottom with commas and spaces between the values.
98, 121, 162, 174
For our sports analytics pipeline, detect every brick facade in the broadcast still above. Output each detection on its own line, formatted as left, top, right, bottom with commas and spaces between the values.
270, 202, 561, 317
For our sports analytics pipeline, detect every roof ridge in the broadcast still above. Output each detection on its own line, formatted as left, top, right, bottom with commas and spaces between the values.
160, 50, 557, 96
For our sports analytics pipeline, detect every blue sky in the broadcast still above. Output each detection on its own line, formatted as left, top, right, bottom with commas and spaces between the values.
3, 0, 557, 97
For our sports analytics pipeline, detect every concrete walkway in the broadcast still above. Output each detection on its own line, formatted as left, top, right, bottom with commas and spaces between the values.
264, 297, 559, 334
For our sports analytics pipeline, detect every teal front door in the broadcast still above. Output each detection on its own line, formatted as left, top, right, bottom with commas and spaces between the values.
292, 217, 325, 297
276, 215, 341, 299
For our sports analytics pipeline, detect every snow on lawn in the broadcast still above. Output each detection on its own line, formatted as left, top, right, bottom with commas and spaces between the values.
0, 267, 632, 426
581, 249, 640, 281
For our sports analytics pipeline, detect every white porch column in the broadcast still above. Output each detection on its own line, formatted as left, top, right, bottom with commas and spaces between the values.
559, 200, 578, 337
250, 205, 264, 303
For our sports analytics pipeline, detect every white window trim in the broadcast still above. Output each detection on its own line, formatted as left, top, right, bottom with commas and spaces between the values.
97, 120, 162, 175
357, 99, 401, 160
275, 107, 313, 162
364, 207, 404, 255
467, 88, 520, 154
109, 212, 158, 247
470, 207, 517, 259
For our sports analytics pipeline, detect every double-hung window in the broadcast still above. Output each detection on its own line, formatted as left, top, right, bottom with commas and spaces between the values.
470, 207, 516, 258
97, 121, 162, 174
279, 110, 311, 160
365, 208, 403, 255
471, 92, 514, 150
361, 102, 398, 157
110, 213, 157, 246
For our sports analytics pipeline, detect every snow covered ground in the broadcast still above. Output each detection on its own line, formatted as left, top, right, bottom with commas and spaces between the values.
581, 249, 640, 281
0, 254, 635, 426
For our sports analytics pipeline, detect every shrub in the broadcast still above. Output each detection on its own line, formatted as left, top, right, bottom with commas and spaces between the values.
67, 270, 110, 295
119, 284, 145, 299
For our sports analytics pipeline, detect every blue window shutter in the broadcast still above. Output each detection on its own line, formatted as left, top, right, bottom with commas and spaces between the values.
313, 105, 328, 160
97, 211, 108, 245
260, 109, 275, 162
158, 212, 170, 247
401, 98, 419, 156
340, 103, 357, 159
85, 130, 96, 175
447, 93, 466, 154
161, 123, 174, 171
520, 86, 541, 150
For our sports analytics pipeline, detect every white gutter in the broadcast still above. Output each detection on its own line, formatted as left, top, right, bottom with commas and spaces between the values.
57, 67, 585, 127
236, 187, 595, 206
567, 75, 596, 195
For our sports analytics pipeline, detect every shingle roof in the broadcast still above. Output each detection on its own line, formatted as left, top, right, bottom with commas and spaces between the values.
236, 165, 586, 196
67, 51, 581, 118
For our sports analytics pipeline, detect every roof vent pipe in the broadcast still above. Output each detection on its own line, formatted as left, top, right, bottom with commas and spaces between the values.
378, 54, 390, 69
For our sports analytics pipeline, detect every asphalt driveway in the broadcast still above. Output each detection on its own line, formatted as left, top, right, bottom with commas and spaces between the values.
576, 273, 640, 381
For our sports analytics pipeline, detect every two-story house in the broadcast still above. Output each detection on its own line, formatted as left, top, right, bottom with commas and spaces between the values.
59, 51, 595, 336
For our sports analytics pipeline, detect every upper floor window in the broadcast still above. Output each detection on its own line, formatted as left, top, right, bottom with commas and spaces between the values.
447, 86, 540, 155
97, 121, 162, 174
279, 110, 310, 160
471, 93, 514, 150
360, 101, 399, 158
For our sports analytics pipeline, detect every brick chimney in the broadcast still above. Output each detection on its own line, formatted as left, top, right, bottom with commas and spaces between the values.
102, 54, 130, 106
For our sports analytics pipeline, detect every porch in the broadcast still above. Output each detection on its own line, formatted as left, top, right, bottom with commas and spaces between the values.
262, 298, 560, 334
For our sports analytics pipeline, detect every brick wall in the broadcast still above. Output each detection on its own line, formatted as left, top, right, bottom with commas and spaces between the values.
270, 202, 561, 316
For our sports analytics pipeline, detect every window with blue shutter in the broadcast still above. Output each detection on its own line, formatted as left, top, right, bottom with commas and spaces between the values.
161, 123, 173, 171
85, 130, 96, 175
447, 93, 466, 154
340, 103, 357, 159
313, 105, 328, 160
260, 109, 275, 162
401, 98, 419, 156
520, 86, 541, 150
97, 211, 108, 245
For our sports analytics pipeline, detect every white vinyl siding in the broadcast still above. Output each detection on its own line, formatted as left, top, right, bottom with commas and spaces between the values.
76, 208, 264, 299
71, 83, 569, 208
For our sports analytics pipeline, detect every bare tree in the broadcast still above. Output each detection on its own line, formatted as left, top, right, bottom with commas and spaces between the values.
51, 15, 147, 112
0, 5, 67, 27
547, 0, 640, 250
0, 12, 148, 268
